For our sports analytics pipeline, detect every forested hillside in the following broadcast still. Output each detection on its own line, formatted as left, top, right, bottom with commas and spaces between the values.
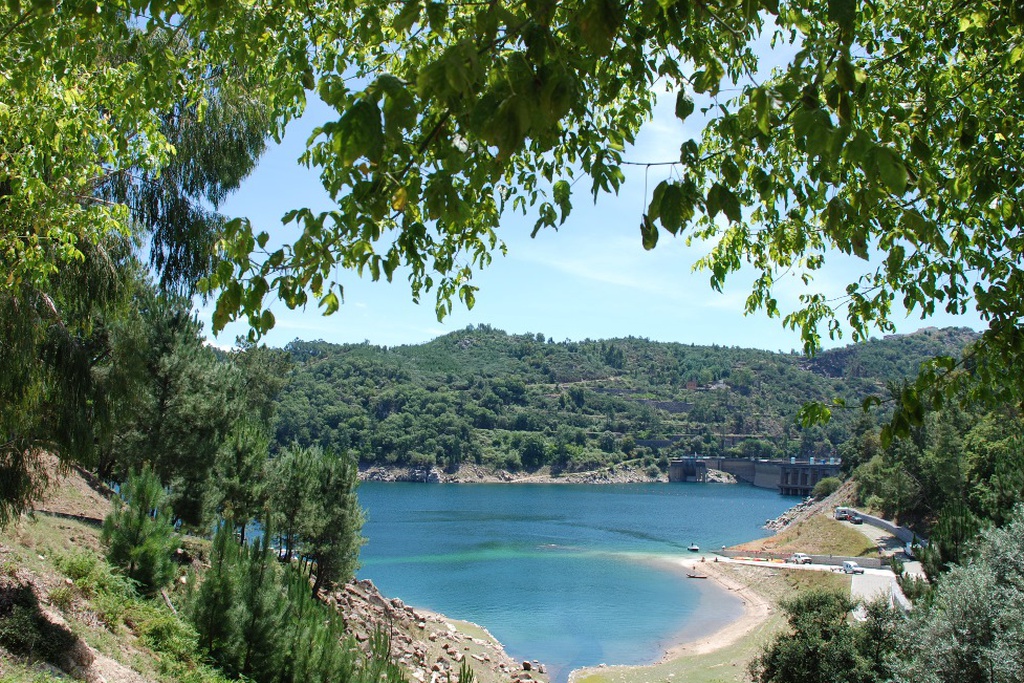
272, 326, 976, 474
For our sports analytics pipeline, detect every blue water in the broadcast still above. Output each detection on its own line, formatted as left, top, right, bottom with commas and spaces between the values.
357, 483, 791, 681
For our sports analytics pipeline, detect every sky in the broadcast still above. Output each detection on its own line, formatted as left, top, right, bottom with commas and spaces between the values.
199, 61, 984, 353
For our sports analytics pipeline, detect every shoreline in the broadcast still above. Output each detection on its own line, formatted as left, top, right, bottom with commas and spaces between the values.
657, 557, 772, 659
566, 554, 772, 683
359, 463, 737, 486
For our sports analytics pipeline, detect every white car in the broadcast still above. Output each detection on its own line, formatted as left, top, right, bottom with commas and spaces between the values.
842, 560, 865, 574
789, 553, 812, 564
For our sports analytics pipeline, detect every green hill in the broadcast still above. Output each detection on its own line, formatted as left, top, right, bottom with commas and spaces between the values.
272, 326, 978, 474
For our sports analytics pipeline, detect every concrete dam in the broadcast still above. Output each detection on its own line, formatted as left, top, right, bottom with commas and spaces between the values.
668, 457, 842, 496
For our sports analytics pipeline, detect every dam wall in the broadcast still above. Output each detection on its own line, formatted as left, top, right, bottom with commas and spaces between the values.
669, 457, 842, 496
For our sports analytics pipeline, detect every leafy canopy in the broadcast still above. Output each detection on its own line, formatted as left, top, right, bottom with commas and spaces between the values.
212, 0, 1021, 428
6, 0, 1023, 431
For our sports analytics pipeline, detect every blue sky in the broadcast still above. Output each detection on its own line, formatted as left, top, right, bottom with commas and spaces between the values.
201, 81, 984, 352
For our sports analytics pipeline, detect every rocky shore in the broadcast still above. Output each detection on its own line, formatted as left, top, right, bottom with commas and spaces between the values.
335, 578, 547, 683
360, 463, 738, 486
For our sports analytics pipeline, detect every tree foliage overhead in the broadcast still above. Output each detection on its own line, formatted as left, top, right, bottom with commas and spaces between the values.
199, 0, 1021, 428
4, 0, 1022, 513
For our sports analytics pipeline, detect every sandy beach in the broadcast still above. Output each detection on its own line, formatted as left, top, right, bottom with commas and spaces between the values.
567, 555, 775, 683
658, 557, 772, 658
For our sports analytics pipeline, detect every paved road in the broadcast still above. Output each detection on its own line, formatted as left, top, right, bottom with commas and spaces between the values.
717, 556, 904, 616
842, 516, 926, 578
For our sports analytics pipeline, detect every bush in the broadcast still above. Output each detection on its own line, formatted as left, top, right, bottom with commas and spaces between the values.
812, 476, 842, 500
48, 584, 74, 611
135, 609, 200, 661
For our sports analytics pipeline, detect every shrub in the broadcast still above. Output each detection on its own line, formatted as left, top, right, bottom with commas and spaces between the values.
812, 476, 842, 500
53, 550, 98, 583
48, 584, 74, 611
135, 609, 200, 661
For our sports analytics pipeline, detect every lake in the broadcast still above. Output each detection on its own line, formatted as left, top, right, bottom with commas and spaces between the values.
356, 482, 793, 682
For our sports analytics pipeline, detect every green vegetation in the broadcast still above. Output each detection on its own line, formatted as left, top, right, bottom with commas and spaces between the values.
184, 525, 397, 683
3, 3, 1024, 680
0, 512, 399, 683
102, 466, 180, 595
811, 477, 841, 500
5, 0, 1024, 521
273, 326, 973, 474
750, 591, 901, 683
748, 505, 1024, 683
845, 399, 1024, 577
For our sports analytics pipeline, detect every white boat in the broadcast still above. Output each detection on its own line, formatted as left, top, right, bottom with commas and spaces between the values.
687, 543, 700, 552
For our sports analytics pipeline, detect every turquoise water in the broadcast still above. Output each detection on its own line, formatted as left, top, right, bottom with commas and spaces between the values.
357, 482, 792, 682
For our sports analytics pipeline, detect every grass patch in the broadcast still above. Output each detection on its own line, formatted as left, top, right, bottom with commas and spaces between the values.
731, 514, 878, 558
574, 613, 784, 683
0, 514, 219, 683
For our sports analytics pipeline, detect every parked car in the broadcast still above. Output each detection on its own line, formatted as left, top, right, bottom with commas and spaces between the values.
834, 507, 852, 520
850, 514, 864, 524
788, 553, 813, 564
842, 560, 865, 574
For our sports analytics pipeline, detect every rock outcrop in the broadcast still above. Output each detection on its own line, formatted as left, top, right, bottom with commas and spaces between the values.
336, 578, 548, 683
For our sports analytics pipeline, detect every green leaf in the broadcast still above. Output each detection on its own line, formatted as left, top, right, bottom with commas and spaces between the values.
376, 74, 417, 136
658, 183, 684, 234
640, 214, 658, 250
910, 135, 932, 162
577, 0, 623, 56
259, 309, 276, 332
797, 401, 832, 427
827, 0, 855, 38
836, 55, 856, 91
870, 146, 909, 194
675, 91, 694, 121
394, 0, 421, 34
553, 180, 572, 224
425, 1, 447, 32
320, 290, 340, 315
336, 100, 384, 165
707, 183, 742, 223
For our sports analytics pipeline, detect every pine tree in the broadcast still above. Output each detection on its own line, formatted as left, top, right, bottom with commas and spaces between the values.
187, 524, 238, 661
301, 450, 365, 595
233, 533, 287, 682
101, 465, 179, 594
268, 444, 318, 562
215, 419, 270, 543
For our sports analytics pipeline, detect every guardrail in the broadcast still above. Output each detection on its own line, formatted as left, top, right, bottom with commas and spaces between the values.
849, 510, 928, 546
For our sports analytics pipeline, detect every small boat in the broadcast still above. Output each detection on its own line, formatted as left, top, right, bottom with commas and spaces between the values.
687, 543, 700, 552
687, 573, 708, 579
